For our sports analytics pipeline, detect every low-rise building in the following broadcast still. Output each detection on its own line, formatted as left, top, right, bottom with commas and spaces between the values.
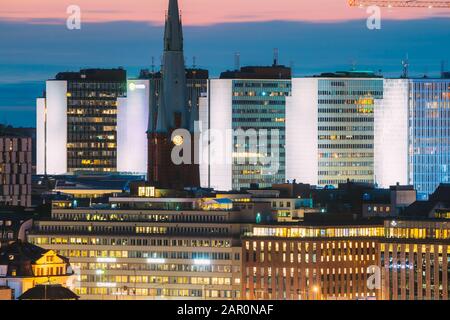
242, 218, 450, 300
27, 196, 274, 300
0, 241, 73, 299
380, 219, 449, 300
242, 222, 383, 300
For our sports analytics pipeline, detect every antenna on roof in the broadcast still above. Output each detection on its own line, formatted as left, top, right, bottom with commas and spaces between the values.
234, 52, 241, 71
273, 48, 279, 66
401, 54, 409, 79
151, 56, 155, 73
193, 56, 197, 69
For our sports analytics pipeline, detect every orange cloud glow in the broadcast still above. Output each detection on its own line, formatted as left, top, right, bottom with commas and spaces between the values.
1, 0, 449, 25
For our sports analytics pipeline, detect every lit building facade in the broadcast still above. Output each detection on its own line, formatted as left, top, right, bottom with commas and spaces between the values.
374, 79, 409, 188
380, 219, 450, 300
0, 136, 32, 207
287, 72, 383, 187
0, 241, 73, 299
37, 69, 127, 175
242, 224, 383, 300
26, 197, 272, 300
242, 219, 450, 300
409, 79, 450, 199
200, 66, 291, 191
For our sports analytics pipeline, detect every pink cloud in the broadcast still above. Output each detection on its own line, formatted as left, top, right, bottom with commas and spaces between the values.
1, 0, 449, 25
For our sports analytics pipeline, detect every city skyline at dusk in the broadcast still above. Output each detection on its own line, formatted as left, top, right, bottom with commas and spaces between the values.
1, 0, 450, 306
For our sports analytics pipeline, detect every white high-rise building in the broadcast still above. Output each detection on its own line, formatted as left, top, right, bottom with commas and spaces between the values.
374, 79, 409, 188
117, 80, 150, 174
36, 69, 127, 175
36, 80, 68, 175
199, 66, 292, 191
36, 69, 207, 177
285, 78, 318, 185
287, 72, 384, 187
199, 79, 234, 191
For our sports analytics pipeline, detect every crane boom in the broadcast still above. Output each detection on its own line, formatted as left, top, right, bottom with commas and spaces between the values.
348, 0, 450, 7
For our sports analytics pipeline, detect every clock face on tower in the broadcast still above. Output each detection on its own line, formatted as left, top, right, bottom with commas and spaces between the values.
172, 135, 184, 146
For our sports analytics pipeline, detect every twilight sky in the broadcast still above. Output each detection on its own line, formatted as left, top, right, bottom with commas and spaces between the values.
0, 0, 450, 127
2, 0, 450, 24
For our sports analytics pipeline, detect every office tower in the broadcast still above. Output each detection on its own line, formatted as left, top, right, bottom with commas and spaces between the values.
0, 134, 32, 207
287, 71, 383, 187
409, 79, 450, 199
36, 68, 127, 175
147, 0, 200, 189
27, 196, 273, 300
200, 66, 291, 191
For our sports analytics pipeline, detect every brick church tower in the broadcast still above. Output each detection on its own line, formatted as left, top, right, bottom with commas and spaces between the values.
147, 0, 200, 189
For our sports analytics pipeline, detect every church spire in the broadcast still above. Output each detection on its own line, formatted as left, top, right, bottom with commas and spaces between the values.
147, 0, 200, 189
164, 0, 183, 52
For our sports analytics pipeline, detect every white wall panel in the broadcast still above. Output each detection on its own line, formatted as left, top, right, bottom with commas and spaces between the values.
286, 78, 318, 185
117, 80, 149, 174
374, 79, 409, 187
45, 80, 67, 174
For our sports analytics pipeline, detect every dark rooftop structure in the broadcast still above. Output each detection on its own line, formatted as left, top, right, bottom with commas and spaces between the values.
54, 68, 126, 81
139, 68, 209, 80
0, 124, 35, 138
0, 211, 33, 245
403, 184, 450, 218
315, 70, 383, 78
220, 65, 291, 79
18, 284, 79, 300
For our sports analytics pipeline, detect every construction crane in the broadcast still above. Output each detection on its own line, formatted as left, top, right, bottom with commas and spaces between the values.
348, 0, 450, 8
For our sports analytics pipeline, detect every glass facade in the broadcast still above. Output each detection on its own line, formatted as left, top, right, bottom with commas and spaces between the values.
231, 80, 291, 190
317, 78, 383, 186
66, 79, 126, 172
409, 79, 450, 199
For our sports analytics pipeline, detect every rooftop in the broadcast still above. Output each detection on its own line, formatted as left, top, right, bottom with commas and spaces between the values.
314, 70, 383, 78
54, 68, 126, 82
0, 241, 69, 277
19, 284, 79, 300
220, 65, 291, 80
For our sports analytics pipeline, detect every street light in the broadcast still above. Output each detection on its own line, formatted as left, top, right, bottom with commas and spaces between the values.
312, 285, 321, 300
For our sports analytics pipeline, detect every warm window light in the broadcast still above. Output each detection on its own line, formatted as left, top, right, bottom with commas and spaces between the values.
138, 186, 155, 197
